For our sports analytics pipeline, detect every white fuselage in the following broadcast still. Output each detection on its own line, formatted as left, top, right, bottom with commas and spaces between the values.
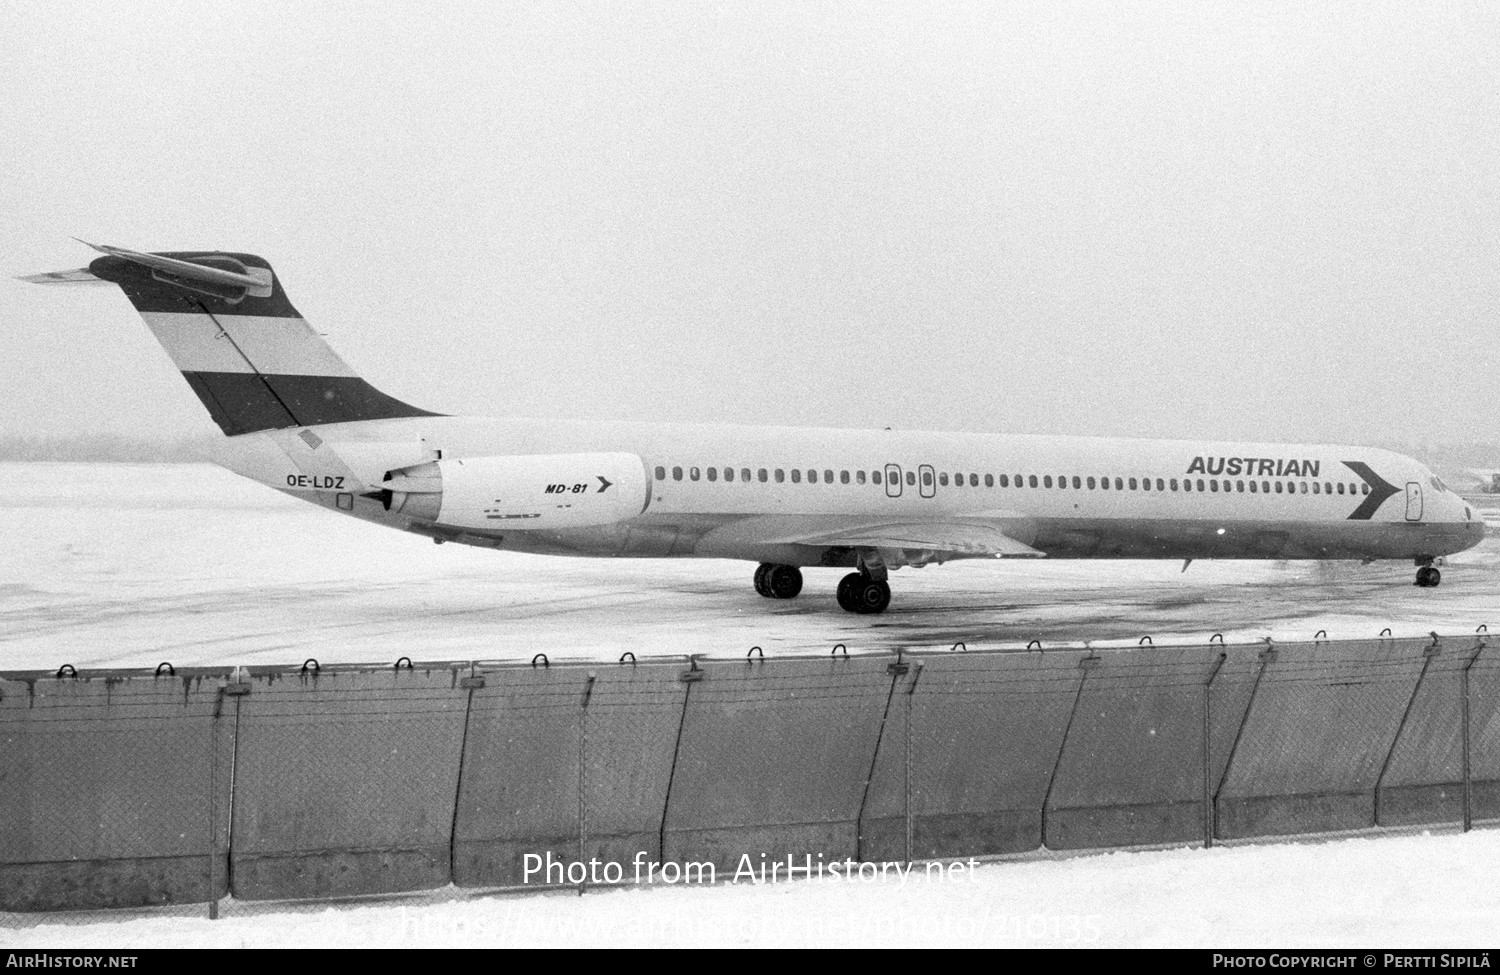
215, 415, 1484, 570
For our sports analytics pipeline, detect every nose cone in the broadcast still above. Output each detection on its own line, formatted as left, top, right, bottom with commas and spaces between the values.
1450, 496, 1488, 552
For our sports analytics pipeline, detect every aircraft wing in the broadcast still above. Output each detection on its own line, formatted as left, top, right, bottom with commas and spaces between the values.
782, 521, 1046, 557
697, 515, 1045, 559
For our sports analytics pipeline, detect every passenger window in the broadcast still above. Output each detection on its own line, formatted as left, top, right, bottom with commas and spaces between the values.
707, 467, 717, 482
806, 469, 816, 483
1236, 480, 1244, 492
741, 468, 751, 482
907, 472, 916, 486
1044, 475, 1054, 488
725, 468, 734, 482
775, 469, 785, 483
1324, 482, 1331, 494
1362, 484, 1370, 495
655, 466, 665, 481
1087, 476, 1096, 489
672, 466, 683, 481
1115, 478, 1124, 490
1072, 476, 1081, 488
758, 468, 768, 483
1300, 482, 1308, 494
1128, 478, 1137, 490
824, 469, 833, 483
841, 470, 850, 484
939, 473, 949, 487
922, 470, 933, 487
1197, 479, 1205, 491
1249, 480, 1257, 493
1262, 480, 1270, 493
1156, 479, 1165, 491
1275, 481, 1282, 494
792, 469, 802, 483
1101, 476, 1110, 490
872, 471, 882, 485
856, 471, 866, 485
1210, 479, 1218, 492
1142, 478, 1151, 492
1184, 479, 1192, 492
690, 467, 700, 481
1028, 475, 1038, 488
985, 474, 994, 487
1170, 479, 1179, 491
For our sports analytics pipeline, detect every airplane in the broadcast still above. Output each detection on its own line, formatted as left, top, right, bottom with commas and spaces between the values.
21, 243, 1486, 614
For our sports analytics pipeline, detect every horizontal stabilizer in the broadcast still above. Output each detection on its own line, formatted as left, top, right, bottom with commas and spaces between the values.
17, 268, 109, 285
75, 240, 273, 299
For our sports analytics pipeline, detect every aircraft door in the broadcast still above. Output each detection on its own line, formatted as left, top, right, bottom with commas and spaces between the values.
885, 463, 902, 498
919, 464, 936, 499
1406, 482, 1423, 521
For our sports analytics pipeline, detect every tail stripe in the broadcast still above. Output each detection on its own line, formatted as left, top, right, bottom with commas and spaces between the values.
138, 312, 357, 376
80, 248, 438, 435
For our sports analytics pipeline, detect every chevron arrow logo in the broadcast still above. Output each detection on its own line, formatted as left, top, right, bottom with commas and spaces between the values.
1343, 461, 1399, 520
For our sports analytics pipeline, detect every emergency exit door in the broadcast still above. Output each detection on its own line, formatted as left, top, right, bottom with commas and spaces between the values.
1406, 482, 1423, 521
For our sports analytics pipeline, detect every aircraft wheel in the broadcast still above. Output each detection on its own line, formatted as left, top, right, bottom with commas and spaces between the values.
853, 578, 891, 615
836, 572, 863, 612
765, 564, 803, 599
1415, 566, 1441, 588
753, 563, 773, 597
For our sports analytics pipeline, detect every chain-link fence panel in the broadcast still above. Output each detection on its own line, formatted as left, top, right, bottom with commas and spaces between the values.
1044, 644, 1225, 850
579, 658, 690, 871
861, 648, 1092, 862
1375, 636, 1483, 827
452, 660, 597, 888
1469, 644, 1500, 822
1215, 638, 1428, 839
1206, 644, 1266, 819
0, 667, 234, 911
661, 653, 896, 875
229, 662, 470, 901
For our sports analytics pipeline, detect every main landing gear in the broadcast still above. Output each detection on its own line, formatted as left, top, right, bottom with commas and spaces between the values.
1415, 559, 1442, 588
836, 572, 891, 615
754, 563, 803, 599
753, 559, 892, 614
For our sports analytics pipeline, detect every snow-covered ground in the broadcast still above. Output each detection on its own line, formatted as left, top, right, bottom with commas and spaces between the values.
3, 462, 1499, 947
4, 463, 1500, 672
4, 829, 1499, 948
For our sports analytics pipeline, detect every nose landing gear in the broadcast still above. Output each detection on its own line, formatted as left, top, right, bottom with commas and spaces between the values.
1415, 565, 1441, 588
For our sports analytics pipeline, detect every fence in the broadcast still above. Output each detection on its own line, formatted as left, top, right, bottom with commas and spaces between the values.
0, 632, 1495, 913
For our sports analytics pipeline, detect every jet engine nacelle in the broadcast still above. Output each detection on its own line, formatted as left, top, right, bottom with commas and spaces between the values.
383, 452, 650, 530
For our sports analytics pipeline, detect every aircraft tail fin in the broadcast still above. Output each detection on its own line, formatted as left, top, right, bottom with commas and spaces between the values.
21, 242, 438, 436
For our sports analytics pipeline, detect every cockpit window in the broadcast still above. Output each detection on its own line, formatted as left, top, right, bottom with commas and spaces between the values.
1430, 476, 1448, 493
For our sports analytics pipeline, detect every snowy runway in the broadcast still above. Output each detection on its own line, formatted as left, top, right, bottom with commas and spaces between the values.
4, 463, 1500, 671
4, 462, 1499, 947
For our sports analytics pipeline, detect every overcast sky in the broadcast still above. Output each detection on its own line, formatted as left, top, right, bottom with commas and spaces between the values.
3, 1, 1498, 447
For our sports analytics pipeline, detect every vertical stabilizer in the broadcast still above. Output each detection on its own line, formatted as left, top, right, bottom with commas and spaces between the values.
23, 243, 438, 436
